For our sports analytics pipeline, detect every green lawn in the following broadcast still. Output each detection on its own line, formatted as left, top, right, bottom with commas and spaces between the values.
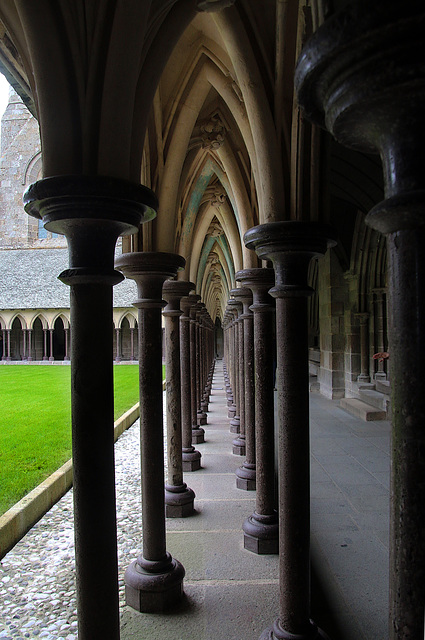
0, 364, 143, 516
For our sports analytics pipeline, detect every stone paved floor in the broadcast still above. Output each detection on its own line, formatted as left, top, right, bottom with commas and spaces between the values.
0, 362, 390, 639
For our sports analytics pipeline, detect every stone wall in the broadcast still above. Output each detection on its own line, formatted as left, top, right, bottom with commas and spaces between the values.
0, 86, 65, 249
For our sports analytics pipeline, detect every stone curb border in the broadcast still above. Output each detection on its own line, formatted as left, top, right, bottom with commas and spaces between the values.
0, 401, 141, 560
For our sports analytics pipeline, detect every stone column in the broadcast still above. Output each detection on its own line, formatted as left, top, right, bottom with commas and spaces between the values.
115, 251, 185, 613
227, 301, 241, 433
373, 288, 387, 380
22, 328, 27, 361
1, 329, 6, 360
130, 327, 135, 361
196, 304, 207, 426
180, 293, 202, 471
43, 328, 48, 361
238, 268, 278, 553
64, 327, 70, 361
24, 175, 153, 640
27, 328, 33, 361
114, 327, 121, 362
229, 292, 245, 455
233, 282, 256, 490
49, 328, 54, 361
189, 295, 205, 443
6, 329, 11, 361
296, 7, 425, 635
162, 279, 195, 517
245, 223, 335, 640
356, 312, 370, 382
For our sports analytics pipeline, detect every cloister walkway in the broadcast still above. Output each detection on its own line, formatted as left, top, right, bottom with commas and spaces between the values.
0, 360, 390, 640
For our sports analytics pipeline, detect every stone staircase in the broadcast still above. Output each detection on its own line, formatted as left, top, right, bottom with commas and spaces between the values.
340, 379, 391, 421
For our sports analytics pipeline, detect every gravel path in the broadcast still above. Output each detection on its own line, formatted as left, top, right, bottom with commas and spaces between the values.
0, 415, 152, 639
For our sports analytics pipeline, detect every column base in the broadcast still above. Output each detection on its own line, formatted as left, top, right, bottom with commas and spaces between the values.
201, 401, 209, 413
374, 371, 387, 381
197, 411, 207, 426
192, 426, 205, 444
124, 553, 185, 613
260, 619, 330, 639
236, 463, 256, 491
230, 416, 240, 433
182, 448, 202, 471
165, 484, 195, 518
243, 512, 279, 555
357, 373, 370, 383
232, 435, 246, 456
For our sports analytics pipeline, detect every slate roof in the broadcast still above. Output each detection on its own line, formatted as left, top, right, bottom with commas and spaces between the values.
0, 248, 137, 309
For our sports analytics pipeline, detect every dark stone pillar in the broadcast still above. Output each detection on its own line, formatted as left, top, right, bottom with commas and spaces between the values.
162, 279, 195, 517
227, 301, 241, 433
245, 223, 335, 640
296, 5, 425, 636
24, 175, 154, 640
229, 291, 246, 455
196, 304, 208, 426
233, 282, 256, 490
189, 295, 205, 444
238, 268, 278, 554
180, 293, 202, 471
115, 252, 186, 612
1, 329, 6, 360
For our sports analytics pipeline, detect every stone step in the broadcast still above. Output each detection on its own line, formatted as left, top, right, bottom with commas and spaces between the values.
375, 378, 391, 395
340, 397, 387, 421
359, 388, 388, 410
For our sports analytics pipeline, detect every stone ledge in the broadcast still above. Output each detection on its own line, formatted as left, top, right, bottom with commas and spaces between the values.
340, 397, 386, 422
0, 401, 140, 560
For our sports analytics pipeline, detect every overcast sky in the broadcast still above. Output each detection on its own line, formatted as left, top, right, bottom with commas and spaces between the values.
0, 73, 10, 118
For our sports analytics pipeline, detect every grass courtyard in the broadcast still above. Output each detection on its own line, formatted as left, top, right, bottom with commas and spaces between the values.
0, 364, 142, 516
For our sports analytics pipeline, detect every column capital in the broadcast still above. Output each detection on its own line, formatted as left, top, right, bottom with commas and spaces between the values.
162, 280, 194, 317
115, 252, 185, 307
25, 176, 157, 285
295, 3, 425, 233
244, 221, 336, 298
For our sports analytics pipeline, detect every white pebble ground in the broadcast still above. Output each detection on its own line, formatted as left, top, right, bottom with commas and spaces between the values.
0, 416, 154, 640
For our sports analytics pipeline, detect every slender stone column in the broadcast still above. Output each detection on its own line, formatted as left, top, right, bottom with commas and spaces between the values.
22, 328, 27, 361
233, 283, 256, 490
189, 295, 205, 443
296, 7, 425, 635
355, 312, 370, 382
246, 224, 335, 640
130, 327, 135, 361
227, 301, 241, 433
115, 252, 186, 612
239, 268, 278, 553
1, 329, 6, 360
180, 293, 202, 471
6, 329, 11, 361
372, 288, 387, 380
49, 329, 54, 361
24, 175, 154, 640
115, 327, 121, 362
162, 279, 195, 517
196, 304, 208, 426
27, 328, 33, 361
43, 329, 48, 361
64, 328, 70, 361
230, 291, 246, 455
